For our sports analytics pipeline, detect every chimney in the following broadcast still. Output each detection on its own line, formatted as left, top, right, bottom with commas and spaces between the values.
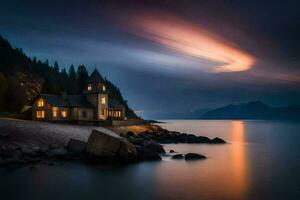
61, 92, 67, 100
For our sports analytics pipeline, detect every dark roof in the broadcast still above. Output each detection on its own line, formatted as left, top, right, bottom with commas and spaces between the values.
40, 94, 68, 107
39, 94, 93, 108
67, 95, 93, 107
108, 98, 124, 109
88, 69, 105, 83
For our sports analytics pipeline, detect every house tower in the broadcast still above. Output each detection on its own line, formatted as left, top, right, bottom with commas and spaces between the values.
84, 69, 108, 120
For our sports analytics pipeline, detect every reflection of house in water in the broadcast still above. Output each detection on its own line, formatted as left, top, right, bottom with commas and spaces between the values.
31, 69, 125, 122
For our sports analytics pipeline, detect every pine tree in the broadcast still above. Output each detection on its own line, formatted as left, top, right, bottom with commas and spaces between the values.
77, 64, 89, 91
61, 68, 68, 77
53, 61, 59, 73
69, 64, 77, 80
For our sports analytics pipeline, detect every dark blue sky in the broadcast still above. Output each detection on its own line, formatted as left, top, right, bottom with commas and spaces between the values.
1, 0, 300, 118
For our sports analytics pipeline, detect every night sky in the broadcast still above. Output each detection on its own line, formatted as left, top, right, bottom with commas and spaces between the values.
1, 0, 300, 118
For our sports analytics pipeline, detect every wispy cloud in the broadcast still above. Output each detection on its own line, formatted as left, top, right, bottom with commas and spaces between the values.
121, 11, 256, 73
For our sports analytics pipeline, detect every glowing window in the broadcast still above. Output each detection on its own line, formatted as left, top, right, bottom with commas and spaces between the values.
61, 110, 67, 118
101, 109, 105, 115
103, 85, 106, 91
52, 107, 58, 117
36, 110, 45, 118
87, 84, 92, 91
101, 97, 106, 104
118, 111, 121, 117
37, 99, 44, 107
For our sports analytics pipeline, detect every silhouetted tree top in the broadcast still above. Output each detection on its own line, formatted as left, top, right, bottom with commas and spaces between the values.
69, 64, 77, 80
53, 61, 59, 73
77, 64, 89, 91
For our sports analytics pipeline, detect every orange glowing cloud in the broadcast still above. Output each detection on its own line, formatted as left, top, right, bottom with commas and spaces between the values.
124, 12, 256, 72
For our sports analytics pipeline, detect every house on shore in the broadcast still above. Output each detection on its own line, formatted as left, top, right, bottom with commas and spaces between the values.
31, 69, 125, 122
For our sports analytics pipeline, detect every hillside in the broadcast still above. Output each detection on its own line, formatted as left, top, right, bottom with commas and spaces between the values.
200, 101, 300, 120
0, 36, 138, 118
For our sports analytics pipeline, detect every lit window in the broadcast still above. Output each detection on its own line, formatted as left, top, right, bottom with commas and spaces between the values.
101, 109, 105, 115
87, 84, 92, 91
36, 110, 45, 118
101, 97, 106, 104
61, 110, 67, 118
118, 111, 121, 117
37, 99, 44, 107
103, 85, 106, 91
52, 107, 58, 117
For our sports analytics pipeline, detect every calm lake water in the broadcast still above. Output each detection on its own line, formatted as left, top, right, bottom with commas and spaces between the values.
1, 120, 300, 200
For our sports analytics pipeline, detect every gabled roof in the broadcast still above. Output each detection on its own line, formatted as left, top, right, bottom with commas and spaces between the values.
88, 69, 105, 83
38, 94, 93, 108
39, 94, 68, 107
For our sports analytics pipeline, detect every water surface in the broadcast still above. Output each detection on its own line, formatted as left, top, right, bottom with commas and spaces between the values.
1, 120, 300, 200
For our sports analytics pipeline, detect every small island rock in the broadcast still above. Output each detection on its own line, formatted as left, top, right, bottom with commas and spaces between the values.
211, 137, 226, 144
185, 153, 206, 160
171, 154, 184, 159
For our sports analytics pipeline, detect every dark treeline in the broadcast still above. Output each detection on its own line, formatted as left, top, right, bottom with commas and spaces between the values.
0, 35, 138, 118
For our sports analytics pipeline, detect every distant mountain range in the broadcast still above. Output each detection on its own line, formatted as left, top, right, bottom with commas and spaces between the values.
200, 101, 300, 120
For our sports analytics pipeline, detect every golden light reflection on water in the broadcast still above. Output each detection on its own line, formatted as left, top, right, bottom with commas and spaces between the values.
230, 120, 248, 199
155, 120, 249, 200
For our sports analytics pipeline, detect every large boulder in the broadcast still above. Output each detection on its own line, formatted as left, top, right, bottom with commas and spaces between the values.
67, 139, 87, 154
86, 129, 138, 164
142, 140, 165, 154
136, 146, 162, 161
121, 135, 164, 161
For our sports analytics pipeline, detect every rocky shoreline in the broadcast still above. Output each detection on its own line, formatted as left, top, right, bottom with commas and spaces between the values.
0, 121, 226, 168
123, 127, 226, 144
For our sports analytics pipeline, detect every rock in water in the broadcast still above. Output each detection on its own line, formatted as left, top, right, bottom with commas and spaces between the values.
87, 129, 138, 164
136, 146, 162, 161
67, 139, 87, 154
171, 154, 184, 159
142, 140, 166, 154
185, 153, 206, 160
211, 137, 226, 144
